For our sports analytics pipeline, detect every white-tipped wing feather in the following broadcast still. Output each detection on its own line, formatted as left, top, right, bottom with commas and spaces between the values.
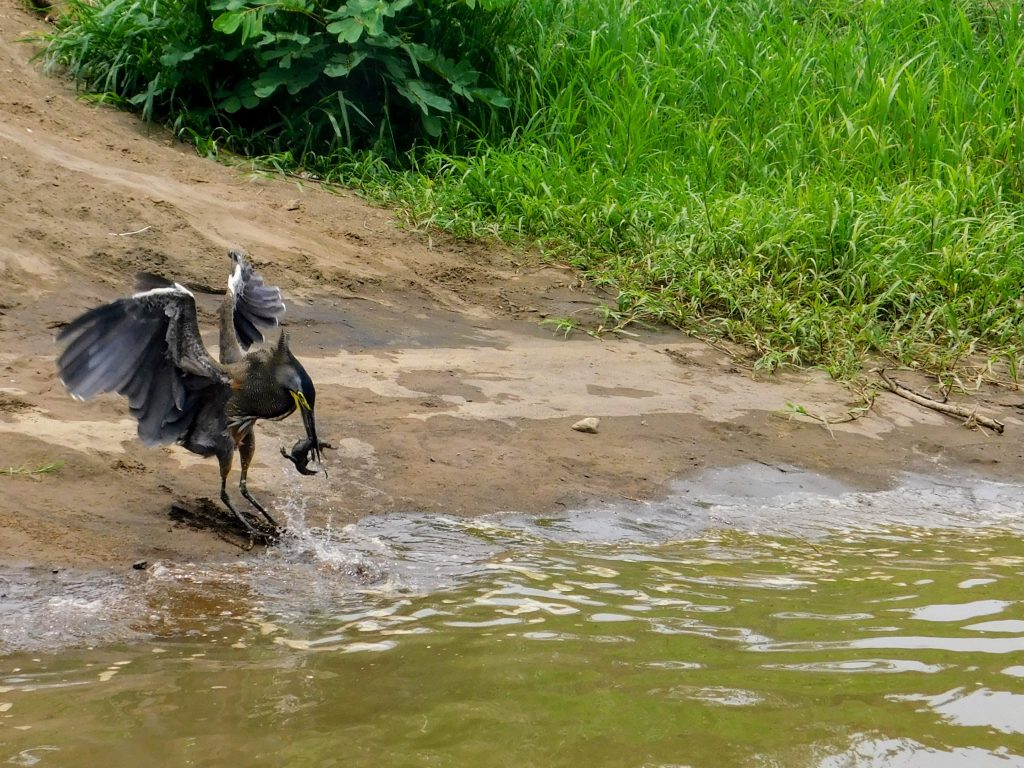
228, 250, 285, 350
56, 284, 230, 446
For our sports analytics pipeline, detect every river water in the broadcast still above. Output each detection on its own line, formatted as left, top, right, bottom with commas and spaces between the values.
2, 466, 1024, 767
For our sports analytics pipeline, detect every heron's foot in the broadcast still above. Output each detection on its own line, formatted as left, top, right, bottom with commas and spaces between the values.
239, 482, 283, 532
243, 512, 281, 538
224, 513, 280, 550
221, 489, 282, 547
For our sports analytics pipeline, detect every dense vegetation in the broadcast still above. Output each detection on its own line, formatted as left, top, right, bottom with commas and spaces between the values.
42, 0, 510, 151
43, 0, 1024, 377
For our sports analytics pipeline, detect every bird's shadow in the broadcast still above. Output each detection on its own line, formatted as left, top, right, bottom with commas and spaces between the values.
169, 498, 278, 548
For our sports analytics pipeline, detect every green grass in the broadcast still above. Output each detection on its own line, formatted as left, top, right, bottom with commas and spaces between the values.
3, 462, 64, 478
41, 0, 1024, 377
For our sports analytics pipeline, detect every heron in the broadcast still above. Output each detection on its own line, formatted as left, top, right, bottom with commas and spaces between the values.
55, 249, 327, 542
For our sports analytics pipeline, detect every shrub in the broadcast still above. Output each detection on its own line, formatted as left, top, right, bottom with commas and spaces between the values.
44, 0, 511, 155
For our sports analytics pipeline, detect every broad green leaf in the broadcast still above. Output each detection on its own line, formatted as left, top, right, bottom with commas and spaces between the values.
240, 11, 264, 44
212, 11, 243, 34
365, 33, 401, 49
323, 51, 368, 77
159, 46, 198, 67
327, 17, 363, 44
446, 59, 477, 86
362, 8, 385, 37
421, 112, 442, 137
399, 79, 452, 114
473, 87, 511, 108
252, 67, 292, 98
284, 63, 321, 95
253, 81, 281, 98
403, 42, 434, 63
252, 62, 322, 99
374, 51, 408, 81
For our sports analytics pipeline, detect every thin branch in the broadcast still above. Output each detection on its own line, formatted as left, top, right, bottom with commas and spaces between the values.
874, 368, 1005, 434
109, 225, 152, 237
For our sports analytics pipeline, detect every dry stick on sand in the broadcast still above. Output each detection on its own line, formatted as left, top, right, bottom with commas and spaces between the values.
108, 225, 152, 237
874, 368, 1005, 434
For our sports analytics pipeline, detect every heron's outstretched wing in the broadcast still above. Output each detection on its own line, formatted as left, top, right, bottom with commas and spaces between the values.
227, 250, 285, 351
56, 283, 230, 446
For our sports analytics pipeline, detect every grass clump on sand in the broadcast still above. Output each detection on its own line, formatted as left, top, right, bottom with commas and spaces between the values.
42, 0, 1024, 377
3, 462, 63, 478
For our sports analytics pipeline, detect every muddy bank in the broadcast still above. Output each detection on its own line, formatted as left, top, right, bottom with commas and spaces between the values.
1, 2, 1023, 570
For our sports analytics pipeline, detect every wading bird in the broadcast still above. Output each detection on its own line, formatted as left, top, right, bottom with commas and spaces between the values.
56, 250, 326, 542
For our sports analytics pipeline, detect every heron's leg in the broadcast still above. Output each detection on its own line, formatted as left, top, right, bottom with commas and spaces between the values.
217, 447, 259, 548
239, 430, 280, 529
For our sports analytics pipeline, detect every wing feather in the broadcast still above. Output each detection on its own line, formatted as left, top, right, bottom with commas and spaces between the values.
57, 284, 230, 446
227, 250, 285, 350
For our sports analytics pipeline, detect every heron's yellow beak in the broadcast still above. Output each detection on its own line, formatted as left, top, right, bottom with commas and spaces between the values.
290, 389, 323, 471
291, 390, 311, 412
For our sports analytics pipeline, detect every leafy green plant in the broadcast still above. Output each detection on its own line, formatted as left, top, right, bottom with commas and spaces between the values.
43, 0, 510, 154
540, 316, 581, 339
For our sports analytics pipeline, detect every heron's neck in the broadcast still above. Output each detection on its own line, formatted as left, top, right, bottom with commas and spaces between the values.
218, 294, 245, 365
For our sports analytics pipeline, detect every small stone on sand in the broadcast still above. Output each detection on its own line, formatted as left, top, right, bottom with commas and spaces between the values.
572, 417, 600, 434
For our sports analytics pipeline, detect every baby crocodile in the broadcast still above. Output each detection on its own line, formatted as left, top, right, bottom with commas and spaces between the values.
280, 436, 334, 476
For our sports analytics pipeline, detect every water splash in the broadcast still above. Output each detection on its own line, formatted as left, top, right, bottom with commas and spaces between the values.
3, 466, 1024, 654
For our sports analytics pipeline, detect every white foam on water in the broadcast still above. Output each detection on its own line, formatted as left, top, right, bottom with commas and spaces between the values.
4, 466, 1024, 654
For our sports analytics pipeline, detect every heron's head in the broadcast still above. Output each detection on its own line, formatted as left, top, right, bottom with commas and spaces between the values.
282, 348, 315, 407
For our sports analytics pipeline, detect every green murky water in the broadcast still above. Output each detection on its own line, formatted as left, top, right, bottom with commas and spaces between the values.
3, 473, 1024, 767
